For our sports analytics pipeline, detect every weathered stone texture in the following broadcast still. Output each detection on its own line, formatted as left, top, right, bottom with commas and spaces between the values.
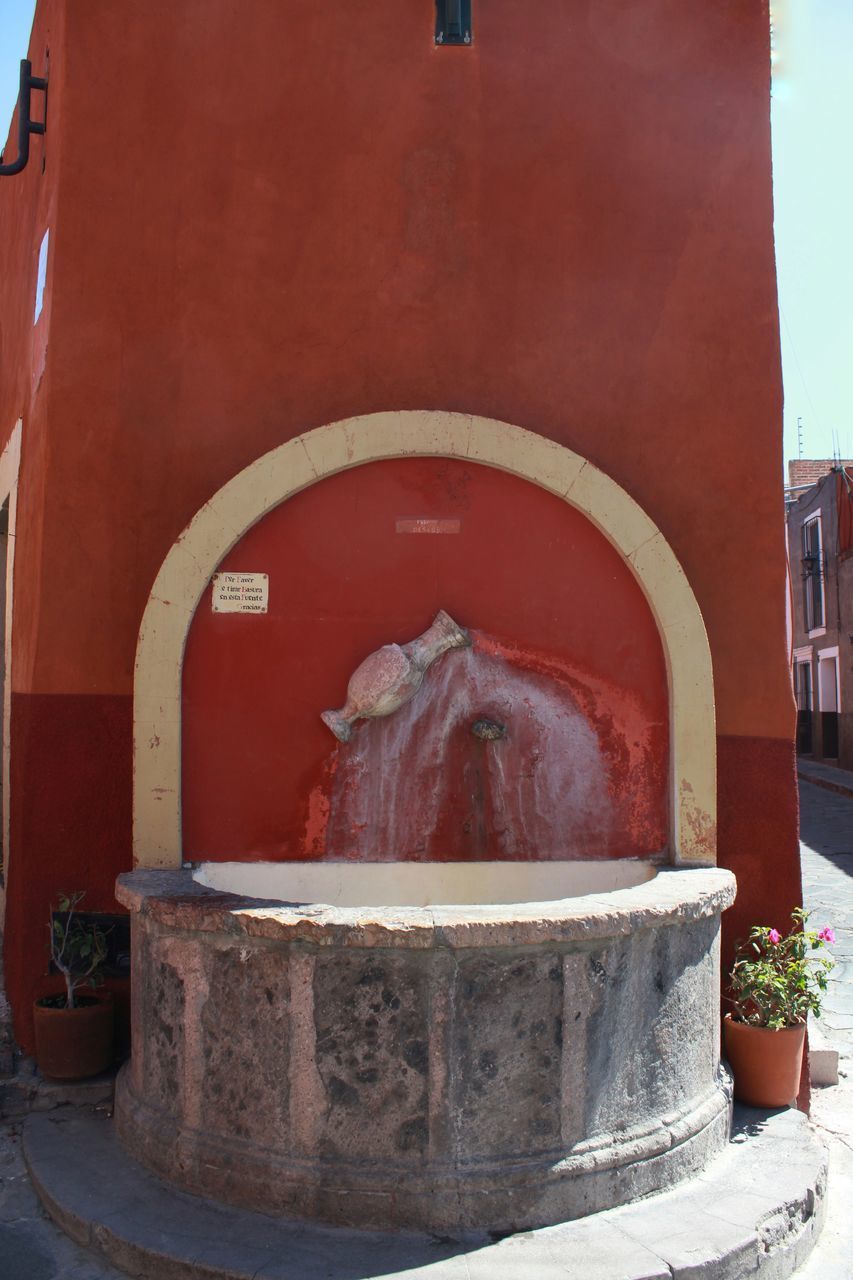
199, 945, 290, 1146
138, 934, 184, 1116
451, 951, 563, 1157
313, 951, 429, 1160
583, 915, 719, 1136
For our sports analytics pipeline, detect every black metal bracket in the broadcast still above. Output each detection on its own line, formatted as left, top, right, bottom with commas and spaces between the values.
0, 60, 48, 177
436, 0, 472, 45
802, 552, 825, 579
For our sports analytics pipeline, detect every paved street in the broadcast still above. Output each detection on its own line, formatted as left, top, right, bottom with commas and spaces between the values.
799, 779, 853, 1058
0, 776, 852, 1279
792, 777, 853, 1279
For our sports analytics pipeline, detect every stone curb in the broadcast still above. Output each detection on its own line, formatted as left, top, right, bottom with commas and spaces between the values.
808, 1016, 840, 1088
23, 1106, 827, 1280
797, 771, 853, 801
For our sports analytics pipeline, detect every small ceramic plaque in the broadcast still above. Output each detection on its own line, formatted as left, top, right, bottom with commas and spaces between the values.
212, 572, 268, 614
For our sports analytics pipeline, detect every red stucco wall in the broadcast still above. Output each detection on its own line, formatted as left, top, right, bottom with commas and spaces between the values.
0, 0, 799, 1053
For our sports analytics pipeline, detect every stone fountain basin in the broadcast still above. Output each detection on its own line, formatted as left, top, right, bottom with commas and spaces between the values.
192, 856, 657, 907
115, 865, 736, 1233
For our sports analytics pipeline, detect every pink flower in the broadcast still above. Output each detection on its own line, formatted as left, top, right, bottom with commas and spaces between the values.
819, 927, 836, 945
768, 929, 781, 944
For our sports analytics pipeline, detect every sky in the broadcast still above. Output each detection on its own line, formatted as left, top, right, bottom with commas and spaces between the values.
771, 0, 853, 466
0, 0, 34, 149
1, 0, 850, 469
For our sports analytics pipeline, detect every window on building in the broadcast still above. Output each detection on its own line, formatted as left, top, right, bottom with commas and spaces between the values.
802, 514, 824, 632
794, 659, 813, 712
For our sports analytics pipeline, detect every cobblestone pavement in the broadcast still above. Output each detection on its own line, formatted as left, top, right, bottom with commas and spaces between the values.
792, 778, 853, 1279
799, 779, 853, 1058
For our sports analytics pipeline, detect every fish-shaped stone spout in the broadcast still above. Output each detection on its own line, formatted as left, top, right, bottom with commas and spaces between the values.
321, 610, 471, 743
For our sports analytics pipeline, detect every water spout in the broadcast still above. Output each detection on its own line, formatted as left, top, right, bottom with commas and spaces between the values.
471, 718, 506, 741
321, 609, 471, 743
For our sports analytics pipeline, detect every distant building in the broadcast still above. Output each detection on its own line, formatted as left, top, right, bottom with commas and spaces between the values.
786, 458, 853, 509
788, 465, 853, 770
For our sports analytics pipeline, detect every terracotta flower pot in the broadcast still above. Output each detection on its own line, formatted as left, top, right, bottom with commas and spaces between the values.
33, 991, 114, 1080
722, 1014, 806, 1108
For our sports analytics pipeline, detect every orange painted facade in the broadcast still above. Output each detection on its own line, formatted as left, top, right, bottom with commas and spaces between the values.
0, 0, 798, 1052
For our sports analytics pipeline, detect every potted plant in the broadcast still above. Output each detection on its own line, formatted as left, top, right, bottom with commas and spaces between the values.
33, 892, 115, 1079
723, 908, 835, 1107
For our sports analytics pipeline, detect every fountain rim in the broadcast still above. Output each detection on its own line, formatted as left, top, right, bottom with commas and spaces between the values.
116, 866, 736, 950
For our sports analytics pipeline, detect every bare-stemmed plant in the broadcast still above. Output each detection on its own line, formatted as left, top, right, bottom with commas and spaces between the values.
48, 892, 109, 1009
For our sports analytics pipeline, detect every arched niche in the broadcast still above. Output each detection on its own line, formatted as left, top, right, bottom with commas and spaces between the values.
133, 412, 716, 868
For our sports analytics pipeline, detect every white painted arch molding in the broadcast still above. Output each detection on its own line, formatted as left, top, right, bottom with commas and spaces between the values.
134, 412, 716, 869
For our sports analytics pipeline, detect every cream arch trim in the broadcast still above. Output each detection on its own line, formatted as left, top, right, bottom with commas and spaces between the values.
134, 411, 716, 869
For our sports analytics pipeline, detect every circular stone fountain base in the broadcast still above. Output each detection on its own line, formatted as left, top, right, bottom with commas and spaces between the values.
115, 866, 736, 1233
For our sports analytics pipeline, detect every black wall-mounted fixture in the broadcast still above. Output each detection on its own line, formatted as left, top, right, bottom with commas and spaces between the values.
436, 0, 472, 45
0, 60, 48, 177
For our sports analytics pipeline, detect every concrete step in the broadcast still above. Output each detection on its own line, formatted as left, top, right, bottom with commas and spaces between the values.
23, 1105, 826, 1280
